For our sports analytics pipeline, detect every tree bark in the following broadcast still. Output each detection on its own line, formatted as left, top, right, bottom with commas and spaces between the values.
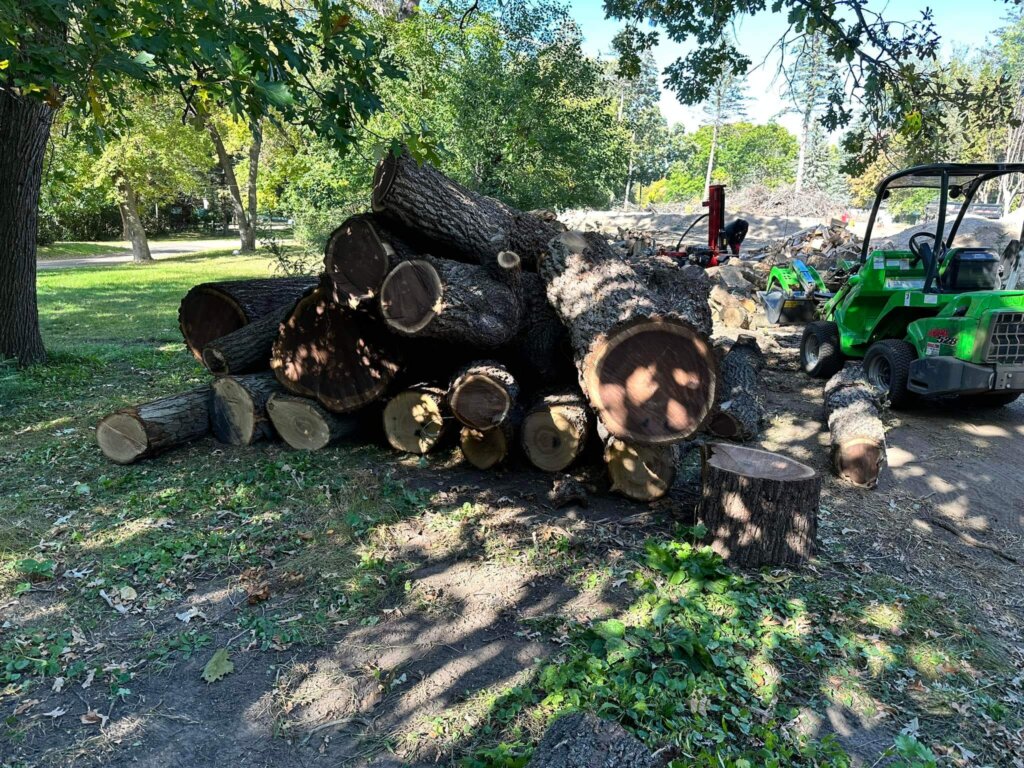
178, 276, 317, 361
115, 174, 153, 263
96, 387, 211, 464
0, 90, 54, 365
201, 304, 292, 375
697, 442, 819, 567
266, 393, 362, 450
824, 365, 887, 488
324, 213, 424, 305
708, 335, 765, 441
379, 255, 522, 348
382, 384, 451, 454
541, 231, 717, 445
203, 112, 258, 253
210, 373, 282, 446
447, 361, 519, 431
271, 285, 401, 413
629, 257, 713, 337
242, 120, 261, 253
501, 272, 575, 388
520, 390, 589, 472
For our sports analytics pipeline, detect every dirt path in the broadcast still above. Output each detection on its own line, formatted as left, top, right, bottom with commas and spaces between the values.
37, 238, 246, 270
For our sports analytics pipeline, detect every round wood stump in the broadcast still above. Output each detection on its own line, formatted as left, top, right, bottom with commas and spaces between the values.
697, 443, 819, 567
383, 386, 450, 454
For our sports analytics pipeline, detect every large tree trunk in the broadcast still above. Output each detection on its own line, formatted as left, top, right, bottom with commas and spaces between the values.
204, 113, 258, 253
371, 150, 558, 269
271, 285, 401, 413
266, 393, 362, 451
0, 91, 54, 366
378, 253, 522, 348
96, 387, 211, 464
447, 361, 519, 431
324, 213, 424, 305
520, 391, 590, 472
708, 335, 765, 441
210, 373, 282, 446
697, 443, 819, 567
824, 365, 887, 488
178, 276, 317, 361
242, 120, 261, 253
502, 272, 574, 388
541, 231, 717, 445
115, 174, 152, 263
628, 257, 713, 336
382, 384, 451, 454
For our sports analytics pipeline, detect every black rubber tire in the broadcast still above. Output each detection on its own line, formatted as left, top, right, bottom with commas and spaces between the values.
960, 392, 1021, 408
800, 321, 844, 379
863, 339, 916, 408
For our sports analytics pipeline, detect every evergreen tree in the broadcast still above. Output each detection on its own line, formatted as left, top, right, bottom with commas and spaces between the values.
785, 31, 840, 192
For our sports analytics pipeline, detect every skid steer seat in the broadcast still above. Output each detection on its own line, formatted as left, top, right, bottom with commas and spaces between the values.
940, 249, 1001, 291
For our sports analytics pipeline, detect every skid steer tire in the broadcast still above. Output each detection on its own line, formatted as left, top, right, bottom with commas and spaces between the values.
800, 321, 844, 379
863, 340, 916, 408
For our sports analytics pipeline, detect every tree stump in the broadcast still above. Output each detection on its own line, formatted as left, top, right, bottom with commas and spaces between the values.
178, 277, 317, 361
697, 443, 819, 567
378, 255, 522, 348
708, 334, 765, 441
266, 393, 361, 450
448, 361, 519, 431
271, 285, 401, 413
824, 365, 887, 488
210, 373, 282, 446
541, 231, 717, 445
96, 387, 211, 464
520, 391, 589, 472
382, 385, 451, 454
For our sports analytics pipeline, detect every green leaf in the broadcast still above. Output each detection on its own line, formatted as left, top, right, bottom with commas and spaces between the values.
132, 51, 155, 67
201, 648, 234, 683
593, 619, 626, 639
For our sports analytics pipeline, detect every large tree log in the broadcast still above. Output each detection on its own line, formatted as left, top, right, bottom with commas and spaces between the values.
503, 272, 574, 387
541, 231, 717, 445
323, 213, 425, 306
520, 391, 589, 472
448, 361, 519, 431
708, 334, 765, 441
378, 254, 522, 348
372, 150, 513, 262
271, 285, 401, 413
824, 365, 887, 488
697, 443, 819, 567
630, 257, 713, 337
178, 277, 317, 361
383, 385, 452, 454
460, 411, 520, 470
210, 373, 282, 446
266, 393, 362, 450
201, 302, 294, 376
96, 387, 211, 464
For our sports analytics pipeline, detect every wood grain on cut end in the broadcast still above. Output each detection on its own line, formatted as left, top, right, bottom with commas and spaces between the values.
604, 438, 676, 501
588, 318, 716, 446
521, 392, 588, 472
449, 375, 509, 430
96, 387, 211, 465
179, 287, 247, 361
325, 215, 391, 302
96, 413, 149, 465
460, 426, 509, 470
266, 393, 359, 451
383, 386, 448, 454
210, 373, 280, 446
379, 260, 442, 334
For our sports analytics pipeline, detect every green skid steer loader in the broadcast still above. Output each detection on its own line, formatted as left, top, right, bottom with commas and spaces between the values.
772, 164, 1024, 407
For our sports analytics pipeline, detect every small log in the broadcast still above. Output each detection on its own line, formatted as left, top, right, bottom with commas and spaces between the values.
824, 365, 887, 488
708, 335, 765, 441
96, 387, 211, 464
378, 255, 522, 348
460, 414, 518, 470
271, 284, 401, 413
541, 231, 717, 445
602, 424, 678, 502
179, 277, 317, 361
266, 393, 361, 450
383, 385, 451, 454
372, 150, 513, 262
210, 373, 282, 446
448, 361, 519, 431
323, 213, 424, 305
697, 443, 819, 567
202, 304, 293, 376
520, 391, 589, 472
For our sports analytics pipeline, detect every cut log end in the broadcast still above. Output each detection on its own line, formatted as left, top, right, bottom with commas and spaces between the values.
210, 375, 279, 446
497, 250, 521, 270
179, 289, 247, 361
588, 317, 716, 445
202, 347, 230, 376
833, 439, 885, 488
266, 394, 356, 451
96, 414, 149, 465
521, 408, 585, 472
605, 439, 676, 502
379, 259, 442, 335
449, 375, 511, 430
325, 216, 391, 302
383, 388, 448, 454
460, 426, 509, 470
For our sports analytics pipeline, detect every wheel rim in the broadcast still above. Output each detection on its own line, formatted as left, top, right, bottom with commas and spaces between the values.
803, 336, 820, 369
866, 355, 892, 393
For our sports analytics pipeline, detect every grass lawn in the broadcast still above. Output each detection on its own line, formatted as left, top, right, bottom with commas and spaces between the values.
0, 251, 1020, 767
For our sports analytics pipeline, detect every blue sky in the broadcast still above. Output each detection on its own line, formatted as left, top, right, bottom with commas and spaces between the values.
567, 0, 1008, 134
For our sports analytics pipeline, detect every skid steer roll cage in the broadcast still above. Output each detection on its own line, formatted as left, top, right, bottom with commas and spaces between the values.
861, 163, 1024, 290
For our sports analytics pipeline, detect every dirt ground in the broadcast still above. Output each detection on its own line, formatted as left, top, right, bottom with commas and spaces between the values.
3, 316, 1022, 768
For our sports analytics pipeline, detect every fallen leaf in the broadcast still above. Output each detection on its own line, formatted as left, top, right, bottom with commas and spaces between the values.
80, 710, 108, 727
175, 607, 205, 624
202, 648, 234, 683
82, 669, 95, 689
14, 699, 40, 715
246, 583, 271, 605
42, 707, 67, 719
51, 677, 65, 693
119, 586, 137, 602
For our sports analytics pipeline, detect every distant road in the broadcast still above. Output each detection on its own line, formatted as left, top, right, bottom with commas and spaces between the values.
37, 237, 244, 270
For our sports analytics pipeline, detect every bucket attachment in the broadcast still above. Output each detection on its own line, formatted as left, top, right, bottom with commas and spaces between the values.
759, 290, 817, 325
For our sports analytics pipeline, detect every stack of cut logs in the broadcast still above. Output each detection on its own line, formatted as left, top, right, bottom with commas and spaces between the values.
97, 150, 737, 503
